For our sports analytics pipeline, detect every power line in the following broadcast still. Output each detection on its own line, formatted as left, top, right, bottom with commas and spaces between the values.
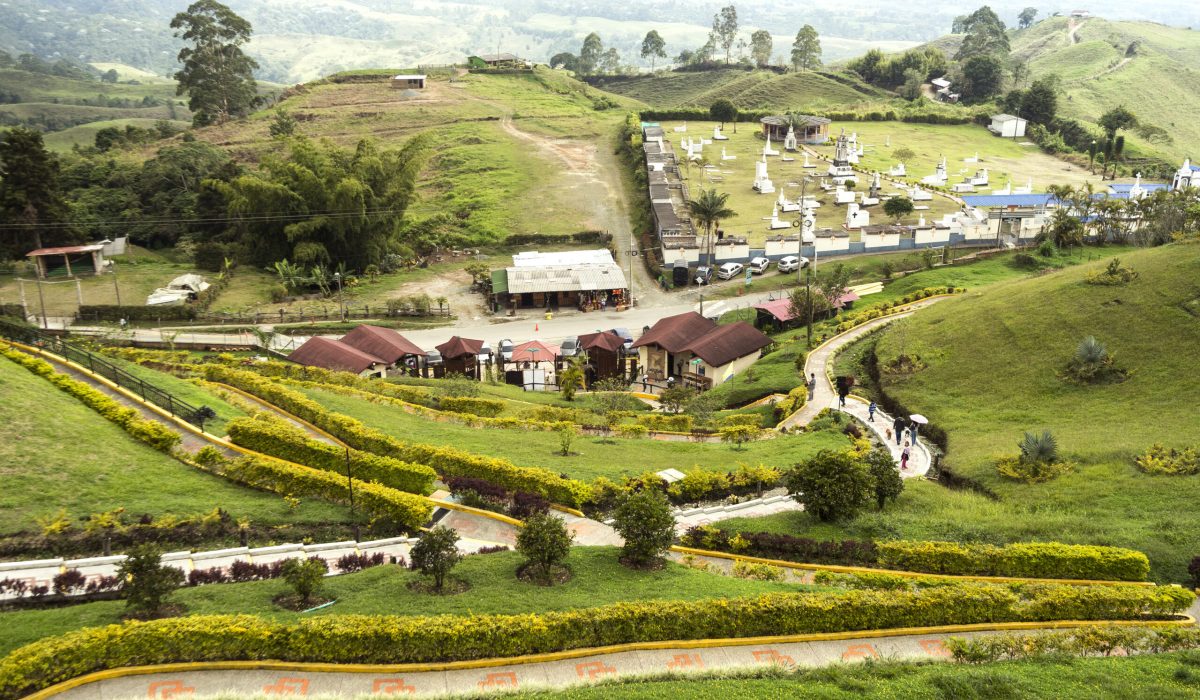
0, 207, 409, 230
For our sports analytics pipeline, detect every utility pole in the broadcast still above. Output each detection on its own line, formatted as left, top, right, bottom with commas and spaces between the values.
35, 277, 48, 330
344, 445, 355, 514
806, 256, 814, 349
111, 262, 121, 306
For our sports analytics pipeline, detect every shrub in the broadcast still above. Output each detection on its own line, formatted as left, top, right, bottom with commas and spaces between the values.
681, 526, 878, 566
946, 626, 1200, 664
616, 423, 649, 439
773, 385, 808, 422
516, 512, 574, 583
1135, 444, 1200, 476
612, 490, 676, 567
998, 430, 1074, 483
52, 570, 87, 596
409, 525, 461, 591
875, 541, 1150, 581
1062, 336, 1128, 384
719, 424, 762, 449
335, 552, 387, 573
666, 469, 731, 504
1, 585, 1190, 698
867, 448, 904, 510
438, 396, 504, 417
1085, 257, 1139, 286
116, 545, 185, 616
785, 449, 873, 522
732, 561, 786, 581
636, 414, 693, 433
280, 557, 328, 605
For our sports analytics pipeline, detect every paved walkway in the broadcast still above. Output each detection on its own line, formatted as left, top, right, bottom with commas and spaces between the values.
673, 493, 803, 534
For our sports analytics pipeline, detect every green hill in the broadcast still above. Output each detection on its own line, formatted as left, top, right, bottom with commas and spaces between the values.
587, 68, 887, 110
866, 242, 1200, 579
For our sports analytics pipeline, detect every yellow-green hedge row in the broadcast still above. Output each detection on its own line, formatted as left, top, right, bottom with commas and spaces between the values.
203, 367, 591, 507
1, 583, 1191, 698
226, 415, 435, 495
0, 345, 181, 453
220, 454, 431, 532
876, 541, 1151, 582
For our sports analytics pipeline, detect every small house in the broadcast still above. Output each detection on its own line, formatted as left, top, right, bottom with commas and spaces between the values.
288, 337, 388, 378
390, 74, 426, 89
495, 250, 628, 311
753, 293, 859, 332
578, 330, 626, 383
988, 114, 1027, 138
339, 325, 424, 374
632, 311, 771, 389
468, 53, 526, 70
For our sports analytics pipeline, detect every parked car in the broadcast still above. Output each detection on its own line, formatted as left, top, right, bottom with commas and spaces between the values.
559, 337, 580, 357
748, 256, 771, 274
694, 266, 713, 285
477, 342, 493, 363
424, 350, 443, 367
610, 328, 634, 354
777, 255, 809, 273
717, 262, 744, 280
498, 339, 514, 361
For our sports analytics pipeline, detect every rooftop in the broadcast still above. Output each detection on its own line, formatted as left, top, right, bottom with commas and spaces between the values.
761, 115, 832, 128
288, 337, 385, 374
25, 244, 105, 257
512, 250, 617, 267
578, 330, 626, 353
505, 264, 627, 295
392, 74, 426, 80
962, 194, 1056, 208
682, 322, 772, 368
436, 336, 484, 359
510, 340, 560, 363
632, 311, 718, 354
340, 325, 423, 364
991, 113, 1024, 122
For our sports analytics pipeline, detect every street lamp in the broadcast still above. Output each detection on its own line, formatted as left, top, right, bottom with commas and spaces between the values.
333, 272, 345, 321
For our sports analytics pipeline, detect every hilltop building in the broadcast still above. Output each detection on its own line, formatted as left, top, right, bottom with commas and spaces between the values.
390, 74, 426, 89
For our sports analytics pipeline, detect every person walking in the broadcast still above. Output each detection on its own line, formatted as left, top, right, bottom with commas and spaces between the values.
892, 415, 906, 446
911, 422, 919, 443
900, 441, 911, 471
868, 401, 877, 422
806, 373, 816, 401
642, 374, 648, 392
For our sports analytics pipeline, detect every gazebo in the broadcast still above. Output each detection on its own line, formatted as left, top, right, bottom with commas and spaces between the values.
578, 330, 626, 383
760, 115, 831, 145
435, 336, 484, 378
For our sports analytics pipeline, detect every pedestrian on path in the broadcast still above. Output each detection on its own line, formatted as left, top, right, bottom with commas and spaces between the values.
900, 441, 911, 471
893, 416, 906, 446
911, 422, 919, 443
868, 401, 876, 422
838, 393, 846, 409
642, 374, 648, 392
807, 373, 816, 400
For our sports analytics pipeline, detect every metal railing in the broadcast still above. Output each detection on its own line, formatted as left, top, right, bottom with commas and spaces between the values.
0, 319, 211, 428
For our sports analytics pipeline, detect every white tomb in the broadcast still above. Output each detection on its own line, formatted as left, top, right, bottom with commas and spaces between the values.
889, 163, 907, 177
778, 190, 801, 213
721, 147, 737, 161
845, 202, 870, 229
674, 123, 687, 133
803, 152, 816, 169
921, 157, 948, 187
834, 186, 856, 205
968, 168, 989, 186
1013, 177, 1034, 195
713, 126, 729, 141
783, 126, 798, 151
910, 186, 933, 201
827, 132, 857, 184
951, 183, 975, 193
763, 134, 780, 157
768, 204, 792, 229
991, 179, 1012, 195
753, 157, 775, 194
964, 152, 979, 164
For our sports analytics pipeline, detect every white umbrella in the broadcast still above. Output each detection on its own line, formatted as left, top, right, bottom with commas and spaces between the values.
909, 414, 929, 424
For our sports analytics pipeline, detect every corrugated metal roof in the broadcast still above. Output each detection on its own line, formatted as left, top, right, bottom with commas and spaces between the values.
26, 244, 105, 257
505, 264, 628, 294
962, 194, 1055, 207
512, 249, 616, 267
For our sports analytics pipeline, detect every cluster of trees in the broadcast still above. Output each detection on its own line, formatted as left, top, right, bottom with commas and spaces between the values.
93, 121, 184, 152
0, 50, 95, 81
787, 448, 905, 521
1043, 179, 1198, 249
847, 46, 948, 96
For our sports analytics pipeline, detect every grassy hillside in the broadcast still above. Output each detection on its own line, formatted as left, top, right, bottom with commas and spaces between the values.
588, 68, 886, 110
41, 118, 190, 152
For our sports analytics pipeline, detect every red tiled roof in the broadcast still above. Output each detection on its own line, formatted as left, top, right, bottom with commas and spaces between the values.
436, 336, 484, 358
631, 311, 718, 353
578, 330, 625, 353
510, 340, 560, 363
340, 325, 423, 364
682, 322, 771, 367
754, 291, 860, 322
25, 244, 105, 257
288, 337, 385, 374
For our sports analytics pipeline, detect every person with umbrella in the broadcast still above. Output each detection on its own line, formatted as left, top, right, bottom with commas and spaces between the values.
909, 414, 928, 444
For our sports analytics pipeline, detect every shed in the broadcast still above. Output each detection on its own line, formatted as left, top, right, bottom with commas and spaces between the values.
391, 74, 426, 89
988, 114, 1027, 138
340, 325, 423, 371
436, 336, 484, 378
501, 250, 628, 311
468, 53, 526, 69
579, 330, 626, 382
25, 244, 106, 279
288, 337, 388, 377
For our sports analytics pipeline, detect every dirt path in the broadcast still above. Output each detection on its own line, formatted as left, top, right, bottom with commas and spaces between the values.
1073, 56, 1133, 83
1067, 18, 1084, 45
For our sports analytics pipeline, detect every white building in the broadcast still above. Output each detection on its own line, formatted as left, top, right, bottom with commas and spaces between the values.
1173, 159, 1199, 191
988, 114, 1027, 138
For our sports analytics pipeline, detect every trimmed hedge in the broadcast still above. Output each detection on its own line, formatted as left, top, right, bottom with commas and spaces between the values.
683, 526, 1151, 582
0, 345, 181, 453
1, 584, 1191, 698
226, 416, 435, 495
220, 455, 431, 532
438, 396, 504, 417
773, 385, 808, 423
76, 305, 197, 322
876, 541, 1151, 583
203, 367, 591, 507
636, 414, 693, 432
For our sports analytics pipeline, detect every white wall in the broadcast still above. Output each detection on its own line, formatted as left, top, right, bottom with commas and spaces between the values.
863, 231, 901, 249
714, 241, 750, 261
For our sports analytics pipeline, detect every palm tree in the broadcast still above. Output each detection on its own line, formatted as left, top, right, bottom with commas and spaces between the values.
686, 189, 736, 263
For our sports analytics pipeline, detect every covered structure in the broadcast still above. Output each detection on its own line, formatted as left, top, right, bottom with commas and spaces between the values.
436, 336, 484, 378
496, 250, 628, 311
468, 53, 527, 69
287, 337, 388, 377
760, 115, 830, 145
340, 325, 423, 374
633, 311, 770, 389
25, 244, 106, 279
753, 293, 859, 332
988, 114, 1027, 138
578, 330, 626, 383
390, 74, 426, 89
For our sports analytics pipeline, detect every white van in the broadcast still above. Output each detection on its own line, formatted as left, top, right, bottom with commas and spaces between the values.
748, 256, 771, 274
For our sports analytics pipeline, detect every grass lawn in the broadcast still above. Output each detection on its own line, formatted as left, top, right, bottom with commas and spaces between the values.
296, 384, 849, 481
725, 242, 1200, 582
526, 653, 1200, 699
0, 547, 814, 657
0, 358, 350, 538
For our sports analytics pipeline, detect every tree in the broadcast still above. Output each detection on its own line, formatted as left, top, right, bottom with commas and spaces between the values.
101, 68, 120, 83
579, 32, 604, 75
866, 448, 904, 510
171, 0, 260, 127
954, 6, 1010, 60
117, 544, 185, 616
899, 68, 923, 101
409, 525, 462, 591
960, 54, 1005, 101
1010, 58, 1030, 88
686, 188, 735, 260
1018, 7, 1039, 29
1043, 208, 1084, 248
1098, 106, 1137, 139
750, 30, 773, 67
892, 147, 916, 163
268, 108, 296, 138
712, 6, 739, 64
791, 25, 822, 71
785, 450, 873, 522
516, 512, 574, 583
1019, 77, 1058, 124
787, 287, 831, 326
559, 356, 585, 400
549, 52, 579, 72
684, 390, 722, 427
281, 557, 328, 604
815, 263, 853, 314
0, 50, 11, 69
709, 98, 738, 129
611, 489, 676, 567
600, 47, 622, 74
640, 30, 667, 71
0, 127, 74, 259
884, 196, 915, 224
659, 385, 695, 414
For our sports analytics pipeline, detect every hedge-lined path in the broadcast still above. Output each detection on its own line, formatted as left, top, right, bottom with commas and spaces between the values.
42, 627, 1124, 700
209, 381, 343, 448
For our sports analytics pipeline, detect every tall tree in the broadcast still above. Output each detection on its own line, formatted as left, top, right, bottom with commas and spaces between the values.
712, 5, 739, 64
171, 0, 259, 127
0, 127, 74, 258
600, 47, 621, 74
791, 25, 822, 71
709, 98, 738, 128
954, 6, 1010, 60
579, 32, 604, 75
749, 30, 773, 67
549, 52, 578, 71
960, 54, 1005, 101
640, 30, 667, 71
1098, 105, 1138, 139
1019, 77, 1058, 124
1018, 7, 1038, 29
815, 263, 853, 312
686, 189, 735, 260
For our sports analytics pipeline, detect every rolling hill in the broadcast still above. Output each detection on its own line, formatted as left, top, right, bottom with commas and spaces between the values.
587, 68, 888, 110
